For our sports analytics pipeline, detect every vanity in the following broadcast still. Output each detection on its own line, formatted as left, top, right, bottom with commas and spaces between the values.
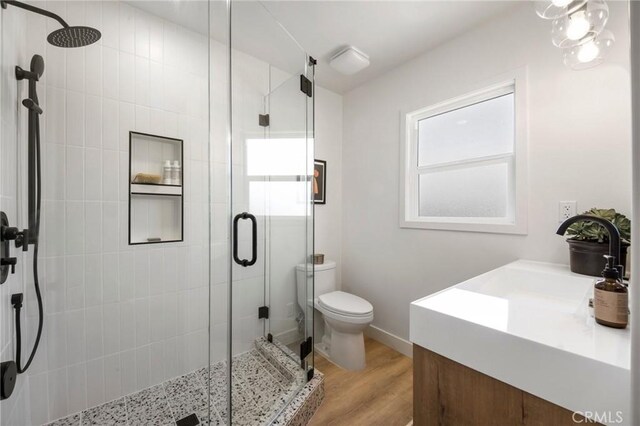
410, 260, 631, 426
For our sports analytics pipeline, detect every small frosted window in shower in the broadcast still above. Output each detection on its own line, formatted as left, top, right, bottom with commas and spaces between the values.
418, 162, 509, 218
246, 138, 311, 176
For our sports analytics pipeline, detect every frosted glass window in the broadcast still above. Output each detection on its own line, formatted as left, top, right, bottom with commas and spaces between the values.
402, 76, 528, 233
246, 138, 311, 176
418, 163, 509, 218
418, 93, 514, 166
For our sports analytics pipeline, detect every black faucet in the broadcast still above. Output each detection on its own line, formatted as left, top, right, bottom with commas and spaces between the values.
556, 214, 624, 279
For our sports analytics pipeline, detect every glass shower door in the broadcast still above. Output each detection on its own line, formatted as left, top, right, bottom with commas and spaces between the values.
262, 71, 315, 369
229, 69, 314, 423
228, 1, 314, 423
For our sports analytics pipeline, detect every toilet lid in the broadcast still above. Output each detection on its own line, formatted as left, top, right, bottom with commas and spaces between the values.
318, 291, 373, 316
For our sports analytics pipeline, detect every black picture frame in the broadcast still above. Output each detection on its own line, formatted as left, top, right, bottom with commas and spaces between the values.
314, 160, 326, 205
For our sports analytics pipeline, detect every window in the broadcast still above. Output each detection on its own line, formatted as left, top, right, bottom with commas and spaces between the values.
246, 138, 312, 216
400, 73, 527, 234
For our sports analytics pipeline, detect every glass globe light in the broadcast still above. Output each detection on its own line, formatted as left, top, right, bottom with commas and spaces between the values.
535, 0, 587, 20
551, 0, 609, 48
562, 30, 615, 70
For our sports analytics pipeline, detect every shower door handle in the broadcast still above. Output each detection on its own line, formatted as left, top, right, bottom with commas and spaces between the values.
233, 212, 257, 267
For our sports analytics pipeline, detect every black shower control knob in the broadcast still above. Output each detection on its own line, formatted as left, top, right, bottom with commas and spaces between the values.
1, 225, 19, 241
0, 361, 17, 400
15, 229, 28, 251
1, 258, 17, 274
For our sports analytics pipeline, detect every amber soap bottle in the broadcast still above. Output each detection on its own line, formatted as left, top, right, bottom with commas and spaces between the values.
594, 255, 628, 329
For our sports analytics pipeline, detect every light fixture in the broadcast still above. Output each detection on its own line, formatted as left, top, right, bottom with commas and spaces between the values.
562, 29, 615, 70
551, 0, 608, 48
329, 46, 370, 75
535, 0, 587, 20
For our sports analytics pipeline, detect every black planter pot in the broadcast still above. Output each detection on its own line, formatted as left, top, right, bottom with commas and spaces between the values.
567, 239, 629, 277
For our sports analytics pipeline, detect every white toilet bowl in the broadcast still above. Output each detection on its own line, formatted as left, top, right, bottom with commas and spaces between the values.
296, 261, 374, 371
315, 291, 373, 371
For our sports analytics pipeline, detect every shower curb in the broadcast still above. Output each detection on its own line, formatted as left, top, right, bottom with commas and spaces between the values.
255, 337, 325, 425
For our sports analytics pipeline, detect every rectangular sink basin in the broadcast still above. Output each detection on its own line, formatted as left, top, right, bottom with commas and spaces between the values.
410, 260, 631, 424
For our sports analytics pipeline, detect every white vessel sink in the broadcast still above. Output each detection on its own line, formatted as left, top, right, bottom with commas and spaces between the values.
410, 260, 631, 425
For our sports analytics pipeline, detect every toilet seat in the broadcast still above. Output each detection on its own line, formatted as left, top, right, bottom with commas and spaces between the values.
317, 291, 373, 321
318, 304, 374, 325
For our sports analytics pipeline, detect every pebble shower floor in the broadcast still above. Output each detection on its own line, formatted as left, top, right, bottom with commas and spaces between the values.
43, 338, 324, 426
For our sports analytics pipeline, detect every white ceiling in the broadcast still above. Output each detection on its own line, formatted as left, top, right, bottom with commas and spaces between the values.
261, 1, 520, 93
129, 1, 521, 94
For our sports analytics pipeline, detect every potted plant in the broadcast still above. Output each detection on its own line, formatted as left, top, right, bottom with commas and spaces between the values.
565, 208, 631, 277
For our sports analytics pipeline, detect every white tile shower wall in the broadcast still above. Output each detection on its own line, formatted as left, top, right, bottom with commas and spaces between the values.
0, 5, 31, 426
0, 1, 211, 424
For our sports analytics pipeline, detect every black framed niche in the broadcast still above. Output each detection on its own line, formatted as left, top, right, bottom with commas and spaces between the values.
128, 131, 184, 245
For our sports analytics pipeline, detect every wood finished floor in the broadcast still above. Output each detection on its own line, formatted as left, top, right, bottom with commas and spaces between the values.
309, 337, 413, 426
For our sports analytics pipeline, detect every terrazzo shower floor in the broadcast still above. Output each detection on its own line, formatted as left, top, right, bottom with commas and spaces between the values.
44, 339, 320, 426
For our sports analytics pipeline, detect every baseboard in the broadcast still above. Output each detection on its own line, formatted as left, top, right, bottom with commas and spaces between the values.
365, 325, 413, 358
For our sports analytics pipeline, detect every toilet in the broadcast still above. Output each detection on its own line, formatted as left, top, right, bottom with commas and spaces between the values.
296, 260, 374, 371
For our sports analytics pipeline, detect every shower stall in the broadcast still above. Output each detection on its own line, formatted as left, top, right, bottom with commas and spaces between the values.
0, 0, 317, 424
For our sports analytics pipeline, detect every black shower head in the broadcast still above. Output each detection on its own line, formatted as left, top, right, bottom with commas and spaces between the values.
2, 1, 101, 48
47, 26, 101, 48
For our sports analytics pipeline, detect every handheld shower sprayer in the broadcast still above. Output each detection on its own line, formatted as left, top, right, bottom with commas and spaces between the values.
0, 54, 46, 399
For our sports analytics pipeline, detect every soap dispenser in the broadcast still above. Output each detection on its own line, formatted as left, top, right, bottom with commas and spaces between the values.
593, 255, 628, 329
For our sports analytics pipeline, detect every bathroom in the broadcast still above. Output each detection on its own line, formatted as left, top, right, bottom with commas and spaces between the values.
0, 0, 638, 425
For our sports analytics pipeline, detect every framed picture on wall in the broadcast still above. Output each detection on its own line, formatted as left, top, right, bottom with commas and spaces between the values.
314, 160, 326, 204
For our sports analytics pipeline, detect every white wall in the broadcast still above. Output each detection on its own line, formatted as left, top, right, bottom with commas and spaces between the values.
314, 86, 343, 288
341, 3, 631, 343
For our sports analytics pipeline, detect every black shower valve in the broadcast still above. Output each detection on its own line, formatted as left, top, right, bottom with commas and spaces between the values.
1, 224, 19, 241
1, 257, 17, 274
1, 225, 28, 251
0, 360, 18, 401
15, 229, 29, 251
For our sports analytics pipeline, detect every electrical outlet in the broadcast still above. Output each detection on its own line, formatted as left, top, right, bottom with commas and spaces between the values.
558, 201, 577, 223
286, 303, 294, 318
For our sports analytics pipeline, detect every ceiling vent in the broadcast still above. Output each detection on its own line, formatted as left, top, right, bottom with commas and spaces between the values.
329, 46, 370, 75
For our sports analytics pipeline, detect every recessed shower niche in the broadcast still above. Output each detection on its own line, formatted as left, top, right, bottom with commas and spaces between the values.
128, 131, 184, 245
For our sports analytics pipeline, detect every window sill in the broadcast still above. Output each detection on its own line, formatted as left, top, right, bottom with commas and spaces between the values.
400, 218, 527, 235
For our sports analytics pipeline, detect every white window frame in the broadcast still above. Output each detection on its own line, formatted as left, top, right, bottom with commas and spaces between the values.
399, 70, 528, 235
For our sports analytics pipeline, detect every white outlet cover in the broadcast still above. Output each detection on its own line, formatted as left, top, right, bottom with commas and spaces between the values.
558, 201, 577, 222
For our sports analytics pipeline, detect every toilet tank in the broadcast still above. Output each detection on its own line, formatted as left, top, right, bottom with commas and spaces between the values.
296, 260, 336, 311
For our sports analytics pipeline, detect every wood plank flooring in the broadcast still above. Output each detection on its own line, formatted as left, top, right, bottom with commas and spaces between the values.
309, 337, 413, 426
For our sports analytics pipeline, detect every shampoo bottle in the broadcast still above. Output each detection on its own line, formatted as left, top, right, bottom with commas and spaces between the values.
593, 255, 628, 329
172, 160, 181, 186
162, 160, 173, 185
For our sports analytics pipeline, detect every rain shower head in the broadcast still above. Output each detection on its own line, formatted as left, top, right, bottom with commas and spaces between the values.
47, 26, 101, 48
1, 0, 101, 47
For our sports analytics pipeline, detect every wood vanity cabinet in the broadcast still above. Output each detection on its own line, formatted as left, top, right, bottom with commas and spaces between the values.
413, 345, 601, 426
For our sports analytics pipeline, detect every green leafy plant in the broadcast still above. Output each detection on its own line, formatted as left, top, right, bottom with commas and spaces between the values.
566, 208, 631, 244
